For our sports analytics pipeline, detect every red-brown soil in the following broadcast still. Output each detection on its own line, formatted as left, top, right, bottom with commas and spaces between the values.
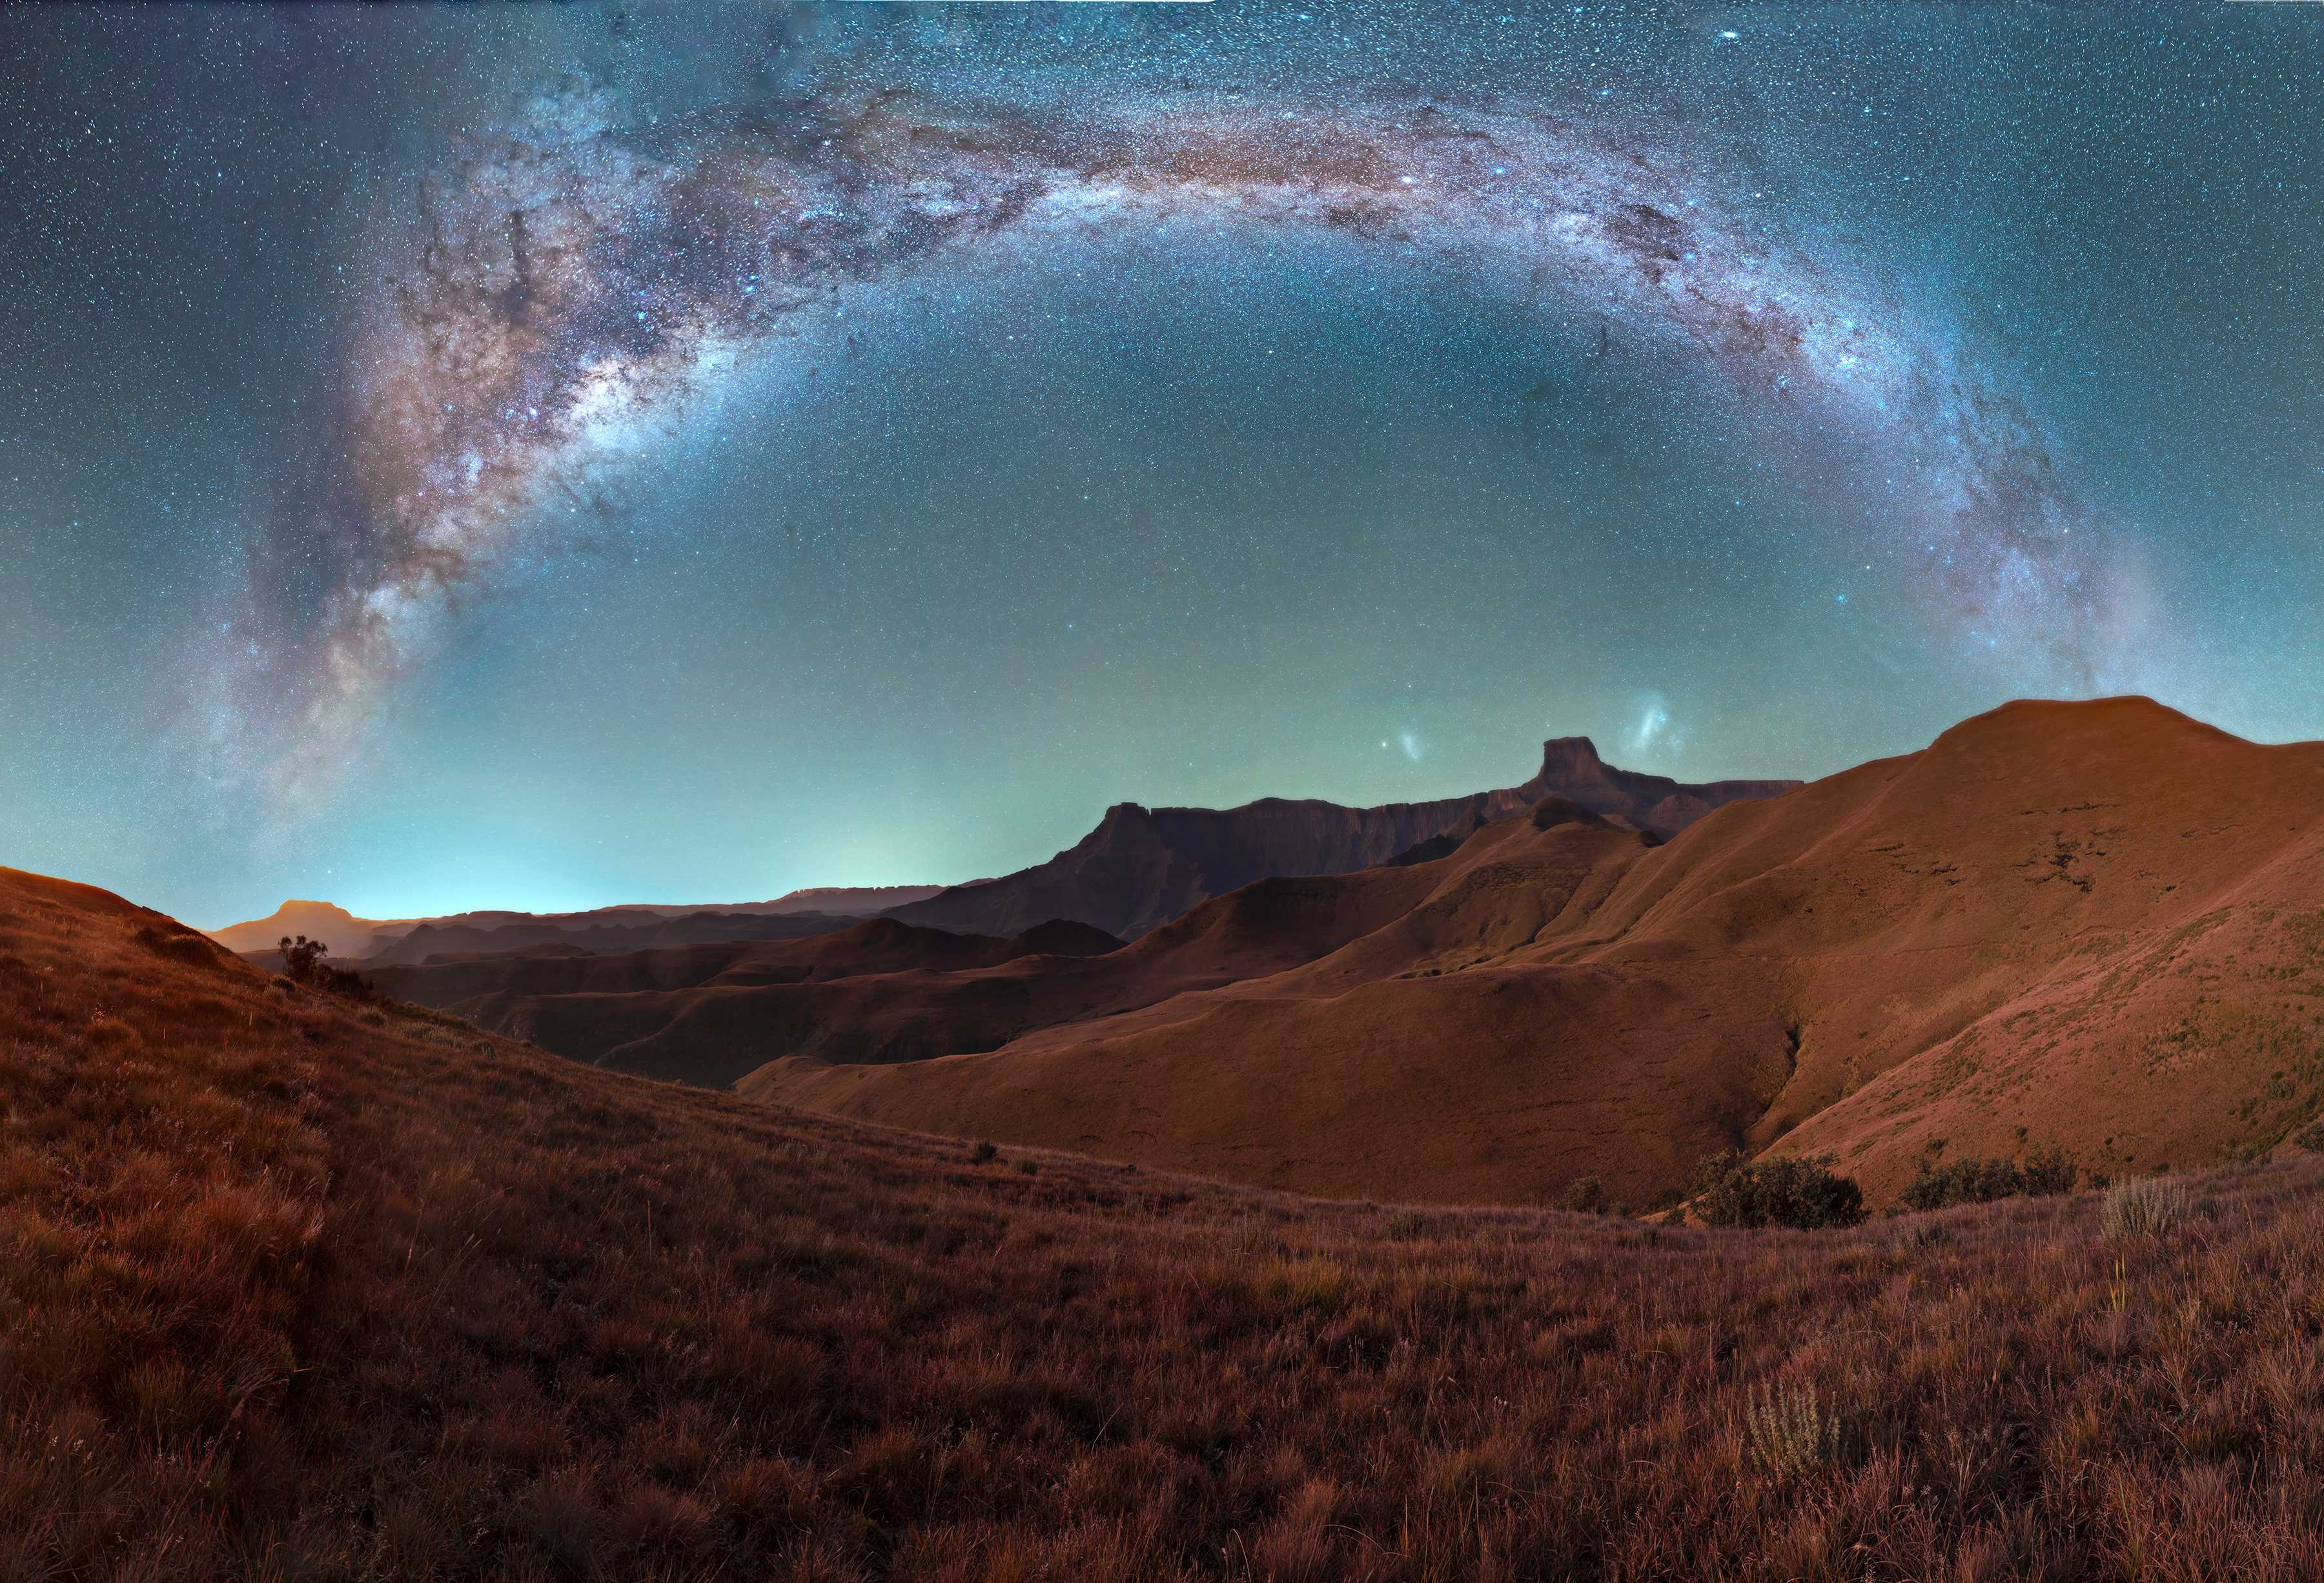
14, 860, 2324, 1580
752, 699, 2324, 1207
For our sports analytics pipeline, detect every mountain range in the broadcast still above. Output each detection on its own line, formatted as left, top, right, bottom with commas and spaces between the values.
211, 735, 1793, 967
336, 735, 1800, 1089
205, 884, 948, 961
885, 735, 1799, 940
327, 697, 2324, 1212
750, 698, 2324, 1203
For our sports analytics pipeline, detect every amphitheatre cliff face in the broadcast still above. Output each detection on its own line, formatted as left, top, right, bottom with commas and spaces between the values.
885, 738, 1799, 941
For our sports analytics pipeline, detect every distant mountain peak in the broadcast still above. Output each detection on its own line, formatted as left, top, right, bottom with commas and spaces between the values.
207, 899, 390, 959
274, 899, 360, 918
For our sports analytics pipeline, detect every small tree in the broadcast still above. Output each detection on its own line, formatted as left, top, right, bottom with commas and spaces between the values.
279, 934, 328, 985
278, 934, 373, 999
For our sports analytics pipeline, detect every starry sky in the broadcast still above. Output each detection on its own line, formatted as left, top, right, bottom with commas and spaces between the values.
4, 2, 2321, 928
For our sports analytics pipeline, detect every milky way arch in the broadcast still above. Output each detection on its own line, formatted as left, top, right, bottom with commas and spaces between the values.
227, 82, 2137, 804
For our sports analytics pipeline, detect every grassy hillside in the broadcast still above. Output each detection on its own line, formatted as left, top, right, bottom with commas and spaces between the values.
11, 863, 2324, 1580
755, 699, 2324, 1207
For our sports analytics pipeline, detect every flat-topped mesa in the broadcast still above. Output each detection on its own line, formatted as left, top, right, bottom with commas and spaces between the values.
206, 899, 388, 959
1533, 735, 1614, 781
1525, 735, 1801, 804
889, 735, 1802, 941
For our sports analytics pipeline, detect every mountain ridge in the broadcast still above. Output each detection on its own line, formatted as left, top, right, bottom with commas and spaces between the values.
888, 735, 1799, 940
205, 884, 948, 959
753, 696, 2324, 1205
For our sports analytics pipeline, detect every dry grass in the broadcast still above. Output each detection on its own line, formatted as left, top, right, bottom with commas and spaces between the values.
1742, 1382, 1848, 1480
2101, 1174, 2197, 1240
14, 866, 2324, 1579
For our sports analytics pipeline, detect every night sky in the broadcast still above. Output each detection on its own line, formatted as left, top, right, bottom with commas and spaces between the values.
5, 3, 2321, 928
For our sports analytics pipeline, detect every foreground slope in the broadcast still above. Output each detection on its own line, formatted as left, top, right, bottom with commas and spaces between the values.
15, 863, 2324, 1581
755, 699, 2324, 1205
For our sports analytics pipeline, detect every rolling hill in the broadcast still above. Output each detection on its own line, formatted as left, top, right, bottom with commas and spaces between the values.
750, 697, 2324, 1205
360, 915, 1131, 1086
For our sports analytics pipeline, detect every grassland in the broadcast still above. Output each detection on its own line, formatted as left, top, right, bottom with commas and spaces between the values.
10, 864, 2324, 1581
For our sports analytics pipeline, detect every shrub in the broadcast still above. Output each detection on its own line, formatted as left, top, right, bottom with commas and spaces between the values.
280, 934, 328, 983
321, 965, 374, 999
278, 934, 373, 999
1014, 1159, 1039, 1176
1690, 1151, 1864, 1231
1558, 1176, 1611, 1215
1744, 1382, 1846, 1478
2101, 1175, 2192, 1239
1895, 1147, 2080, 1213
970, 1141, 997, 1164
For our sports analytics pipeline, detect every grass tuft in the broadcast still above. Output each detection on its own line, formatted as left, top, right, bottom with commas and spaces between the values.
2102, 1174, 2195, 1239
1743, 1381, 1848, 1478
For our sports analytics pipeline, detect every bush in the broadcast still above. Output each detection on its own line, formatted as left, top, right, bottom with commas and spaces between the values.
2101, 1175, 2192, 1239
1690, 1151, 1864, 1231
278, 934, 373, 1000
1014, 1159, 1039, 1177
280, 934, 327, 982
1558, 1176, 1611, 1215
970, 1141, 997, 1164
320, 965, 374, 999
1895, 1147, 2080, 1213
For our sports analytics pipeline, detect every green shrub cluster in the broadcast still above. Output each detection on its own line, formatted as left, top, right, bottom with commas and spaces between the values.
1895, 1147, 2079, 1213
278, 934, 375, 1000
1689, 1151, 1864, 1231
1558, 1175, 1616, 1216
